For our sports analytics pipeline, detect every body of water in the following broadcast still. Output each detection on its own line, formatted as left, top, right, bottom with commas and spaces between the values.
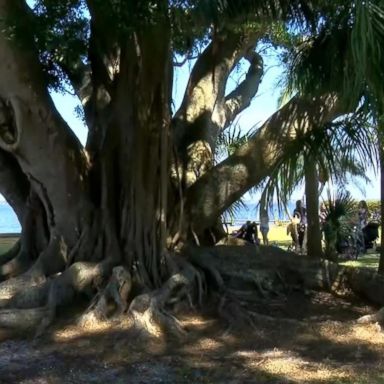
223, 201, 297, 225
0, 200, 300, 233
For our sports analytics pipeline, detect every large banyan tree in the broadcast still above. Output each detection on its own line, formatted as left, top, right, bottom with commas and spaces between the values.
0, 0, 381, 334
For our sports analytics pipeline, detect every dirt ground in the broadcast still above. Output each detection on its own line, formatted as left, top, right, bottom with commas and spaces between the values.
0, 288, 383, 384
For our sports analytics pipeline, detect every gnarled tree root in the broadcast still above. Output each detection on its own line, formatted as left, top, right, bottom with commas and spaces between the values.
0, 307, 50, 330
128, 270, 194, 339
0, 239, 21, 266
79, 266, 132, 327
34, 261, 111, 337
0, 250, 32, 280
0, 269, 46, 300
0, 261, 111, 337
357, 307, 384, 325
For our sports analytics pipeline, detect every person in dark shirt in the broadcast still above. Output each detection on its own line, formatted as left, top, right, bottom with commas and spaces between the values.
293, 200, 307, 253
236, 221, 258, 244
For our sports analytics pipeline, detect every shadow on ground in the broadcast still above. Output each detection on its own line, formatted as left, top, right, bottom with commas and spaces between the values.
0, 287, 383, 384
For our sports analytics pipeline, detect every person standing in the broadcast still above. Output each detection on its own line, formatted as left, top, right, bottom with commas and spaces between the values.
293, 200, 307, 254
358, 200, 369, 229
259, 206, 269, 245
319, 202, 327, 236
287, 215, 300, 252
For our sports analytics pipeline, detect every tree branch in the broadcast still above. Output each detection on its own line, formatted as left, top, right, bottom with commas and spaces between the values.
57, 60, 92, 107
83, 0, 121, 155
0, 0, 92, 245
0, 149, 29, 222
185, 93, 348, 230
171, 30, 261, 186
223, 50, 263, 128
173, 31, 260, 145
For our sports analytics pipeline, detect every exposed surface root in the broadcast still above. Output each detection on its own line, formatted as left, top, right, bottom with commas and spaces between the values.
0, 307, 49, 330
0, 244, 381, 340
34, 262, 110, 337
128, 270, 193, 339
357, 307, 384, 325
0, 239, 20, 266
0, 280, 50, 309
79, 266, 132, 326
0, 269, 46, 300
0, 250, 31, 280
187, 247, 279, 330
0, 262, 107, 334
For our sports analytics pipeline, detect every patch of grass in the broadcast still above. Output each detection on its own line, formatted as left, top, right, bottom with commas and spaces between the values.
267, 225, 382, 270
340, 253, 380, 269
0, 236, 18, 257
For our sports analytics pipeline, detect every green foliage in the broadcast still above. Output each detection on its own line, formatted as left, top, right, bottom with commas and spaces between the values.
366, 199, 381, 216
322, 190, 357, 258
261, 110, 378, 215
340, 253, 380, 269
30, 0, 89, 90
284, 1, 384, 113
217, 124, 256, 223
215, 123, 254, 159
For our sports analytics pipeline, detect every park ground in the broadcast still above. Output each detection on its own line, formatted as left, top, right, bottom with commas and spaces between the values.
1, 233, 384, 383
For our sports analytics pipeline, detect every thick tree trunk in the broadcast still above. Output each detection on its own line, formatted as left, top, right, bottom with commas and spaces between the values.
0, 149, 28, 222
172, 31, 262, 187
0, 0, 95, 277
305, 157, 322, 257
378, 142, 384, 274
185, 94, 347, 232
0, 0, 367, 337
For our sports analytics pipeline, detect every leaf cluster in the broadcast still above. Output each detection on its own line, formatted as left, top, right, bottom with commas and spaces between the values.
262, 110, 378, 214
284, 0, 384, 111
31, 0, 89, 91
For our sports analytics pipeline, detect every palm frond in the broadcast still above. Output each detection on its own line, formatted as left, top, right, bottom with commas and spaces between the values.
261, 110, 378, 214
222, 198, 248, 224
322, 189, 358, 255
215, 122, 255, 160
284, 1, 384, 111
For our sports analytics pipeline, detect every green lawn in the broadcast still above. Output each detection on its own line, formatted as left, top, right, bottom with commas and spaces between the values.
339, 253, 380, 269
268, 224, 381, 269
0, 236, 18, 256
0, 228, 381, 270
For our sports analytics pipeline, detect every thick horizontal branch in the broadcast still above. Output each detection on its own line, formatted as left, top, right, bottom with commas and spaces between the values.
172, 31, 260, 149
0, 0, 92, 244
224, 50, 263, 128
185, 93, 347, 230
58, 60, 92, 107
0, 149, 29, 222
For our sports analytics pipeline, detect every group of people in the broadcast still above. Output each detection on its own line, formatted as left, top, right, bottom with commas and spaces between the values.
287, 199, 378, 255
287, 200, 307, 254
234, 204, 270, 245
233, 198, 378, 254
235, 200, 305, 248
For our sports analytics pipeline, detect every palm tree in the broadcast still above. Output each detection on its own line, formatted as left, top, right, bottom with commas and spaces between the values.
377, 118, 384, 274
321, 191, 357, 260
304, 156, 322, 257
259, 0, 383, 258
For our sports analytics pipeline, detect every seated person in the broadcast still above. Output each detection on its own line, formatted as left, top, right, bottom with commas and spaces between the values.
236, 221, 258, 244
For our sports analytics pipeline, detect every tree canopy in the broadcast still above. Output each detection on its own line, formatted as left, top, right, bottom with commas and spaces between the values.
0, 0, 382, 335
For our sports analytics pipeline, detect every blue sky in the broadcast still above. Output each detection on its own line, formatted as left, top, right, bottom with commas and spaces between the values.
51, 48, 380, 202
24, 0, 379, 207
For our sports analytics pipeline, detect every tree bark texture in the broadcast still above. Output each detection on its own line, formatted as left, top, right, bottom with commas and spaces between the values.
0, 0, 357, 332
185, 94, 347, 231
378, 141, 384, 274
305, 157, 323, 258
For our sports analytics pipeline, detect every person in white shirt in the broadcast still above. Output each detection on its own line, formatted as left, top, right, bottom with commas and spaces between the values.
259, 206, 270, 245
